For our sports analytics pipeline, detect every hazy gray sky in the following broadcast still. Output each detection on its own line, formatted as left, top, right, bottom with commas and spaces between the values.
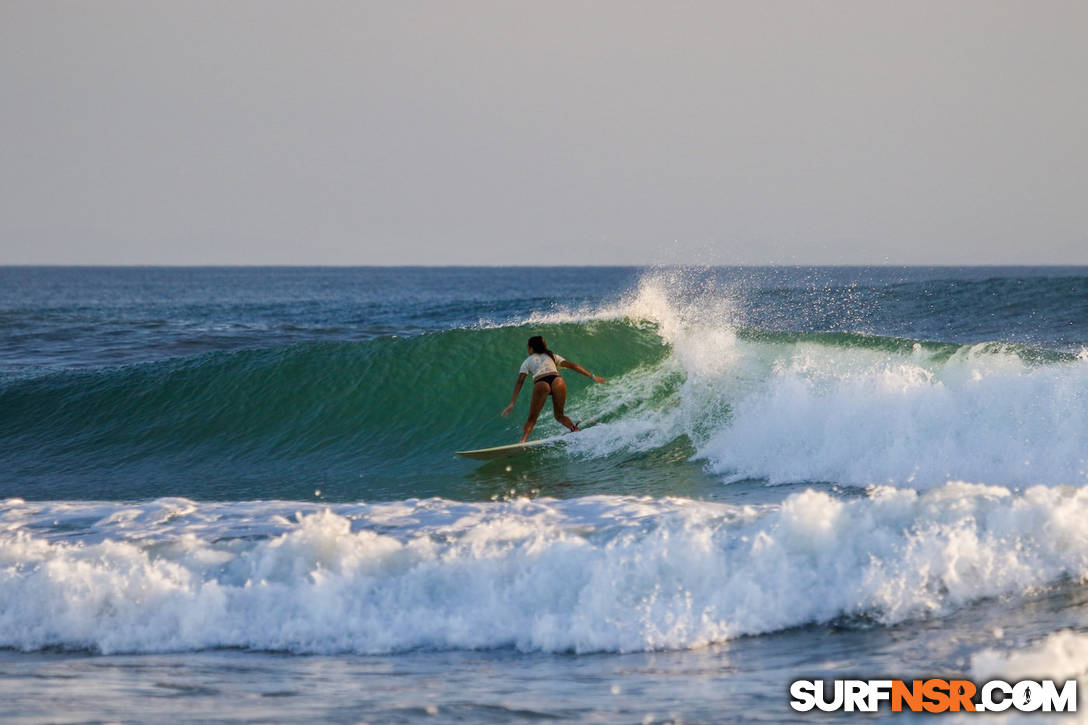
1, 1, 1085, 265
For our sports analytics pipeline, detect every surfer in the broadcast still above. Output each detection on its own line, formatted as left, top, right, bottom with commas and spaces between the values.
501, 335, 606, 442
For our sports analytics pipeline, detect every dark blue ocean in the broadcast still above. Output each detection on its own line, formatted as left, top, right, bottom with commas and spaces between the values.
1, 266, 1087, 722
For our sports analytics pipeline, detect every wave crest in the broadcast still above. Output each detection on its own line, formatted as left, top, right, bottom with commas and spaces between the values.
3, 484, 1088, 654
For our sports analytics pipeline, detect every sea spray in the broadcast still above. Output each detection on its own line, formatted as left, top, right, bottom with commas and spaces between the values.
4, 270, 1086, 500
3, 483, 1088, 654
543, 272, 1088, 489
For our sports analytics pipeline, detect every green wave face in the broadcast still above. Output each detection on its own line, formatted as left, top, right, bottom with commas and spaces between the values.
2, 311, 1084, 501
0, 321, 670, 500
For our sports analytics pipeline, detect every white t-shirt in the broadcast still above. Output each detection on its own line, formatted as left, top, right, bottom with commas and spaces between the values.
519, 352, 565, 380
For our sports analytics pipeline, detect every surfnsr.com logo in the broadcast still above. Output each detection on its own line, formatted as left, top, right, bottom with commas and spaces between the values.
790, 679, 1077, 713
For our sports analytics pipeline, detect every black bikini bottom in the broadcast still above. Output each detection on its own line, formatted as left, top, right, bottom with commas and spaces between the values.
535, 374, 558, 386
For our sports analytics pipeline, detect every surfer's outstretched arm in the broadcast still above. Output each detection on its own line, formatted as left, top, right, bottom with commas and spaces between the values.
501, 373, 528, 416
559, 360, 606, 384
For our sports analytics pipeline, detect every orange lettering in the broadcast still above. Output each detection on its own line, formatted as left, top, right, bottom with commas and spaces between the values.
892, 680, 924, 712
948, 680, 976, 712
922, 679, 951, 713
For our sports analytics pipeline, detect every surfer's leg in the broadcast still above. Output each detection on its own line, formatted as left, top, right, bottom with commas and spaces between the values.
550, 378, 578, 432
522, 380, 550, 442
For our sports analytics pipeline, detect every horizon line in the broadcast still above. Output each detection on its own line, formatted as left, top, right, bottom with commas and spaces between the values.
3, 262, 1088, 269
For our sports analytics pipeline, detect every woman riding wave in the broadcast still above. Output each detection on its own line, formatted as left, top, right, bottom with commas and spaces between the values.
501, 335, 605, 442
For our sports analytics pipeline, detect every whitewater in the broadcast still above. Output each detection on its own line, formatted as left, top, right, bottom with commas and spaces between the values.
1, 266, 1086, 722
4, 483, 1088, 656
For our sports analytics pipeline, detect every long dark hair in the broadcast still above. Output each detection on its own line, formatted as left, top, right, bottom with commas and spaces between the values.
527, 335, 556, 363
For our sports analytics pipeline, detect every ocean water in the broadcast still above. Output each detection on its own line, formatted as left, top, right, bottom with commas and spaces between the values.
1, 265, 1087, 723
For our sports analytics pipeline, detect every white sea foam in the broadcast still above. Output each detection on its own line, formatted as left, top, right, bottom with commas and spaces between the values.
973, 629, 1088, 682
698, 342, 1088, 489
530, 271, 1088, 489
3, 483, 1088, 655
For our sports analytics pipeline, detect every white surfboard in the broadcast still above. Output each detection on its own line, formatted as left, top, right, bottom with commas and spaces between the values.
455, 436, 562, 461
455, 420, 597, 461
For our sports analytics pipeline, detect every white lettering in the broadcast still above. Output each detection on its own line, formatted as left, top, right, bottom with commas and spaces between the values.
1013, 681, 1043, 712
868, 680, 893, 711
1041, 680, 1077, 712
789, 680, 816, 712
982, 680, 1012, 712
844, 680, 868, 712
815, 680, 844, 712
